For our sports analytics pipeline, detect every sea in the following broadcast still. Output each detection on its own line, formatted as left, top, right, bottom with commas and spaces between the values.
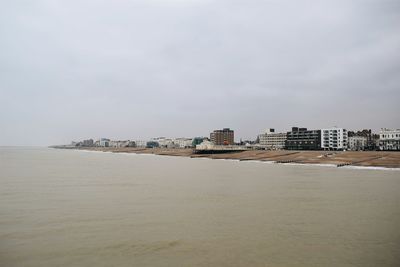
1, 147, 399, 267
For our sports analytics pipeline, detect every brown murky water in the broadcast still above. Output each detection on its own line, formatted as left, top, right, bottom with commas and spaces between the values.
1, 147, 400, 266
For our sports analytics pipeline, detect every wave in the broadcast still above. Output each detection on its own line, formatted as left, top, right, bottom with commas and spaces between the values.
340, 165, 400, 171
279, 162, 337, 168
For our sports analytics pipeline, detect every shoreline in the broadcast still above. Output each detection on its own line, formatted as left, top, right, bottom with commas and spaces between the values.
52, 146, 400, 170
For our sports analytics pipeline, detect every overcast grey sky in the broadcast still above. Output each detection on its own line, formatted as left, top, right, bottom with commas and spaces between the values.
1, 0, 399, 146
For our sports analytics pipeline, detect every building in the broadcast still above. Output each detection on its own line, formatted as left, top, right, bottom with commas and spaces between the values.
99, 138, 110, 147
108, 140, 135, 148
192, 137, 208, 147
285, 127, 321, 150
321, 127, 348, 151
109, 140, 124, 148
146, 141, 159, 148
127, 141, 136, 147
195, 140, 248, 154
210, 128, 234, 145
152, 137, 174, 148
379, 128, 400, 151
135, 140, 148, 148
348, 136, 368, 151
82, 139, 94, 147
259, 128, 287, 150
174, 138, 193, 148
348, 129, 377, 150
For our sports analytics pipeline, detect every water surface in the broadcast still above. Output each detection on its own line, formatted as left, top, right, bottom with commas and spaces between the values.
1, 147, 399, 266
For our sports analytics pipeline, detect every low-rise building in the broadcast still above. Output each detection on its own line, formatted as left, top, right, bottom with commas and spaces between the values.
259, 128, 287, 150
192, 137, 208, 147
321, 127, 348, 150
146, 141, 159, 148
127, 141, 136, 147
152, 137, 174, 148
173, 138, 193, 148
109, 140, 135, 148
195, 140, 248, 153
285, 127, 321, 150
135, 140, 148, 148
348, 136, 368, 151
379, 128, 400, 151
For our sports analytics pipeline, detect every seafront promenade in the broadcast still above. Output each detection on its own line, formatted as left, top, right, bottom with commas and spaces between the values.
55, 147, 400, 169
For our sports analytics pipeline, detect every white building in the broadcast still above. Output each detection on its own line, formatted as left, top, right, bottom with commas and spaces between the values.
196, 140, 215, 150
152, 137, 174, 148
99, 138, 110, 147
259, 128, 287, 150
173, 138, 193, 148
379, 128, 400, 150
195, 140, 247, 152
149, 137, 193, 148
321, 127, 348, 150
135, 140, 148, 148
348, 136, 368, 151
109, 140, 127, 148
108, 140, 135, 148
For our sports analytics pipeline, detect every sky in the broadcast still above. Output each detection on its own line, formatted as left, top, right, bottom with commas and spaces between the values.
0, 0, 399, 146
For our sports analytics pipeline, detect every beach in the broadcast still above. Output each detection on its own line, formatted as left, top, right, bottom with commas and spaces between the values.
55, 147, 400, 169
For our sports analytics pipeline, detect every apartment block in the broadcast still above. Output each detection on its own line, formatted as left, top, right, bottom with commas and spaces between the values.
321, 127, 348, 150
379, 128, 400, 151
285, 127, 321, 150
348, 136, 367, 151
210, 128, 234, 145
259, 128, 287, 150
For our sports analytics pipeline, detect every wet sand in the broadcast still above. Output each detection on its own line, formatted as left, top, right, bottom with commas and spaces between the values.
55, 147, 400, 169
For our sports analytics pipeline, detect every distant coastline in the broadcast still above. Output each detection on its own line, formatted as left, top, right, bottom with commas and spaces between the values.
51, 146, 400, 169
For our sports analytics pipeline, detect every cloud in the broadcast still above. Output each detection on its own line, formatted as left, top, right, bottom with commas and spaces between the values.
0, 0, 399, 145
